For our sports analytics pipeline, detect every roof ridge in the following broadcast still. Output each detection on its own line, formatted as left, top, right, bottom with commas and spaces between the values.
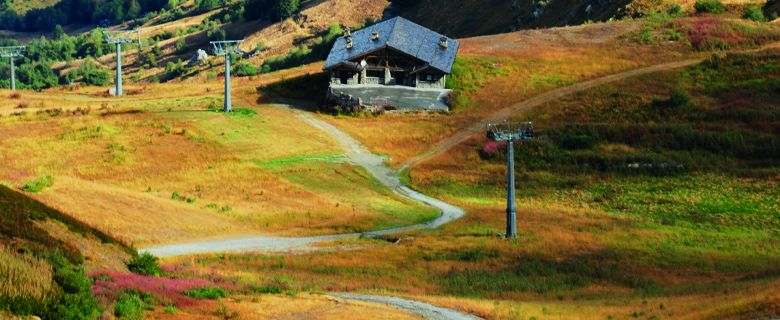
386, 17, 400, 45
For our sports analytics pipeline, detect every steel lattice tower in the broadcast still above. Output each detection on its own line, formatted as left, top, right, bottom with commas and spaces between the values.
0, 46, 26, 90
486, 121, 534, 238
104, 30, 138, 96
210, 40, 243, 113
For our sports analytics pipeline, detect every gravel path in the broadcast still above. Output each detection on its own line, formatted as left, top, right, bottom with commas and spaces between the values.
328, 293, 481, 320
141, 112, 465, 257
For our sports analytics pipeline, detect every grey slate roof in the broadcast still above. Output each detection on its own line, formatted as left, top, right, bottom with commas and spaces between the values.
323, 17, 460, 74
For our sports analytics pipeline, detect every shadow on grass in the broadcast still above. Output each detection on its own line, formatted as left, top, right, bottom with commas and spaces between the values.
257, 72, 329, 103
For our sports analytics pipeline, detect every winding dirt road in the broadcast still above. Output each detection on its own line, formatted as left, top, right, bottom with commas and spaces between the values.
141, 112, 466, 257
398, 58, 705, 171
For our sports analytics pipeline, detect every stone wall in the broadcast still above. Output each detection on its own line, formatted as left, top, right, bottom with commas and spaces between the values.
415, 74, 446, 89
326, 87, 363, 107
364, 77, 382, 85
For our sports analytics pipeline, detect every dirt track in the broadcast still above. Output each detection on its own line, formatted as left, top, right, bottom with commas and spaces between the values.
398, 58, 706, 171
140, 111, 466, 257
327, 294, 481, 320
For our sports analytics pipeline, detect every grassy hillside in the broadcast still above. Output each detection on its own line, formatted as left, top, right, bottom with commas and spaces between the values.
0, 184, 134, 318
0, 63, 438, 247
2, 1, 780, 319
0, 184, 131, 264
1, 184, 419, 319
391, 0, 772, 38
161, 14, 780, 320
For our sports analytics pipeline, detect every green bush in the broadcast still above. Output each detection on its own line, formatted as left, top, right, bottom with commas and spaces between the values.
667, 4, 682, 15
54, 267, 92, 294
207, 27, 228, 42
44, 255, 100, 320
229, 108, 258, 117
694, 0, 725, 14
20, 175, 53, 193
184, 285, 227, 299
232, 62, 257, 77
114, 294, 145, 320
127, 252, 161, 276
78, 59, 110, 86
561, 135, 596, 150
742, 4, 765, 21
175, 37, 187, 53
44, 290, 100, 320
251, 285, 283, 294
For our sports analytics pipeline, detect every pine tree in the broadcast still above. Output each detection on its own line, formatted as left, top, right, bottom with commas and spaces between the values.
199, 0, 218, 12
273, 0, 298, 21
53, 25, 64, 41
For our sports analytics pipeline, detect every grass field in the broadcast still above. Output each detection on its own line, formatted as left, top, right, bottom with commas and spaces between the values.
0, 63, 437, 247
3, 10, 780, 319
154, 18, 780, 320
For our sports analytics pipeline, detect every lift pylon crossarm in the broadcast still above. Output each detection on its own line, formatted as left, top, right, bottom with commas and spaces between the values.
0, 46, 27, 57
486, 121, 534, 141
103, 30, 137, 44
210, 40, 244, 56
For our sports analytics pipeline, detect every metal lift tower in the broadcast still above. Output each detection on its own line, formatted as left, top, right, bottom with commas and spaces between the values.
104, 30, 138, 96
210, 40, 243, 112
486, 121, 534, 238
0, 46, 26, 91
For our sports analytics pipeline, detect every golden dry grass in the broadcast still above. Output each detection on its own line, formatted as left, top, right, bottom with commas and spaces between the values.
0, 246, 52, 303
0, 63, 435, 246
34, 219, 131, 273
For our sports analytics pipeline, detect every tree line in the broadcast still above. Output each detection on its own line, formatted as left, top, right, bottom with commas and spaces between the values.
0, 0, 176, 31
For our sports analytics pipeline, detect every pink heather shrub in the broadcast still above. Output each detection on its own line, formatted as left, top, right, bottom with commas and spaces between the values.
16, 101, 30, 109
325, 284, 339, 291
89, 271, 233, 308
483, 141, 507, 154
159, 263, 186, 273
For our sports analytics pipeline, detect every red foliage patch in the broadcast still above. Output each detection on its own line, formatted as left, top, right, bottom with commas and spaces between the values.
483, 141, 507, 154
89, 271, 231, 308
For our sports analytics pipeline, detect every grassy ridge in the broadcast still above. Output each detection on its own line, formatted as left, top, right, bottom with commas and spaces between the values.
0, 185, 134, 318
0, 185, 131, 263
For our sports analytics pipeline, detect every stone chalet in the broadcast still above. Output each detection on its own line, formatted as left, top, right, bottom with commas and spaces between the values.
322, 17, 460, 90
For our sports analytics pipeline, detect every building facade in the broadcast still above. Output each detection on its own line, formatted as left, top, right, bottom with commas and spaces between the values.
322, 17, 460, 89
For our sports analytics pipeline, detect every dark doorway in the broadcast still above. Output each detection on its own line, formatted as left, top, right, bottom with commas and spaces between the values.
392, 71, 406, 86
338, 71, 354, 84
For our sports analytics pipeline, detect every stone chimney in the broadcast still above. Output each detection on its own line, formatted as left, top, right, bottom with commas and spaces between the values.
439, 36, 448, 48
345, 27, 353, 49
371, 29, 379, 41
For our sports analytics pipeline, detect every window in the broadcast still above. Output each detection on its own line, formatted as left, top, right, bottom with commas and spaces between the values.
423, 74, 442, 82
367, 70, 383, 78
